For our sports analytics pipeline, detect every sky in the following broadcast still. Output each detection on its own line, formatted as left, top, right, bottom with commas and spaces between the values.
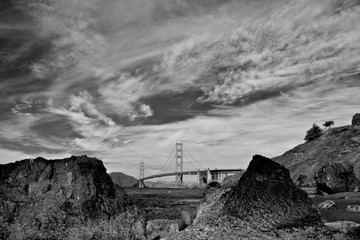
1, 0, 360, 179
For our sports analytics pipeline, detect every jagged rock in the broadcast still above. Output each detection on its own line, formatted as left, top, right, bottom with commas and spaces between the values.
0, 155, 146, 240
221, 172, 244, 188
346, 205, 360, 213
325, 221, 360, 235
221, 155, 321, 230
109, 172, 139, 188
146, 219, 179, 240
317, 200, 337, 210
167, 155, 352, 239
314, 161, 359, 194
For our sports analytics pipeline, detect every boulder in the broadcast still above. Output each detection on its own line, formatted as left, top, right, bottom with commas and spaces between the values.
317, 200, 337, 210
207, 181, 221, 189
346, 205, 360, 213
0, 155, 146, 240
221, 155, 321, 230
314, 161, 359, 194
146, 219, 179, 240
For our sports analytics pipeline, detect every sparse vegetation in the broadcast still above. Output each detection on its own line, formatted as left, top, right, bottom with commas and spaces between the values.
323, 120, 335, 129
297, 174, 307, 186
304, 123, 323, 141
352, 113, 360, 126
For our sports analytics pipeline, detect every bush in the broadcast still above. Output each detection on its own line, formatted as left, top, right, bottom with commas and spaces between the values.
304, 124, 323, 141
352, 113, 360, 126
323, 120, 334, 129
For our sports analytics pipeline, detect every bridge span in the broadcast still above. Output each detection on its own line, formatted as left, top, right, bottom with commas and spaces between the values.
139, 168, 243, 188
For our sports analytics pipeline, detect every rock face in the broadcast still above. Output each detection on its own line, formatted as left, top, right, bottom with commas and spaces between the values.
273, 125, 360, 188
109, 172, 139, 187
167, 155, 352, 239
315, 161, 359, 194
0, 155, 146, 240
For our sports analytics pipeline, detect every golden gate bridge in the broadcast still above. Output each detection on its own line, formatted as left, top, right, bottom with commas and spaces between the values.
138, 142, 243, 187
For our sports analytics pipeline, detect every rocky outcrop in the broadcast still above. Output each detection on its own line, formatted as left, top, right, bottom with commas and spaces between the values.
315, 161, 359, 194
221, 172, 244, 188
317, 200, 337, 210
109, 172, 139, 188
221, 155, 321, 230
0, 155, 146, 240
146, 219, 179, 240
167, 155, 352, 239
346, 205, 360, 213
273, 125, 360, 188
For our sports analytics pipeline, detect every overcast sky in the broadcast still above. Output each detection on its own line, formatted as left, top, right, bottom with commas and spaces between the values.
1, 0, 360, 178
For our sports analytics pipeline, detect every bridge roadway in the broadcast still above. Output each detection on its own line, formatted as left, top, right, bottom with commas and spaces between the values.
139, 168, 243, 181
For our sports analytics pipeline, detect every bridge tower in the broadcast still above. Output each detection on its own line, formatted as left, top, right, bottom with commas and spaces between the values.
175, 142, 184, 185
139, 162, 145, 188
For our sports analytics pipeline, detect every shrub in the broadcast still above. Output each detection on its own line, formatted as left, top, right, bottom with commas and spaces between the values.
304, 124, 323, 141
352, 113, 360, 126
323, 120, 334, 129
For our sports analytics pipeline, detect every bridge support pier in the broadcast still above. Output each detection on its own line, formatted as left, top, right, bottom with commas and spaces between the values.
139, 180, 144, 188
207, 168, 212, 183
175, 143, 184, 186
197, 170, 201, 186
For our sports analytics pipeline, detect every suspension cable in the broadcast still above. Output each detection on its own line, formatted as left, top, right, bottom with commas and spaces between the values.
157, 144, 176, 174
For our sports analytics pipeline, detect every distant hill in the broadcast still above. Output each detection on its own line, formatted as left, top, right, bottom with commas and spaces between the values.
109, 172, 139, 187
273, 125, 360, 189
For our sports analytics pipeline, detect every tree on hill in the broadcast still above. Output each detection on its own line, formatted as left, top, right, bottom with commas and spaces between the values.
323, 120, 334, 129
352, 113, 360, 126
304, 123, 323, 142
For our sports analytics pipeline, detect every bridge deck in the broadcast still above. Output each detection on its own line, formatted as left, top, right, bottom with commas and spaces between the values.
139, 169, 243, 181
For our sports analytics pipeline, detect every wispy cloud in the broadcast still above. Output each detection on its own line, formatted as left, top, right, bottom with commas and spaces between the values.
47, 91, 122, 151
1, 0, 360, 180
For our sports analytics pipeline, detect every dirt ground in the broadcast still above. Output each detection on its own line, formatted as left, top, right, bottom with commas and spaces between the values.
125, 188, 205, 220
126, 187, 360, 223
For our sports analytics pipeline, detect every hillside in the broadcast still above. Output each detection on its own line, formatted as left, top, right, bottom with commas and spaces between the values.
109, 172, 139, 188
273, 125, 360, 188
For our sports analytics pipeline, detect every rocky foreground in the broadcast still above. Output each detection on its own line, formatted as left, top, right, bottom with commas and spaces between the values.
166, 155, 357, 240
1, 154, 359, 240
0, 155, 146, 240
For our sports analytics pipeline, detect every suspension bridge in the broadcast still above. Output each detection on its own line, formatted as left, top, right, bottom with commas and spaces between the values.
138, 142, 243, 187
